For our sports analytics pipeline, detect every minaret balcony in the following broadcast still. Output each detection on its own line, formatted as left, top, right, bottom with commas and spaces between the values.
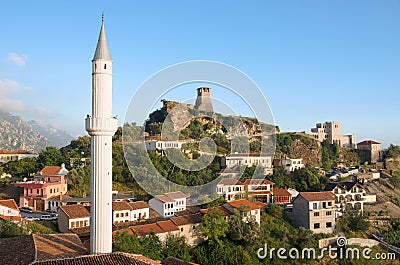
86, 116, 118, 136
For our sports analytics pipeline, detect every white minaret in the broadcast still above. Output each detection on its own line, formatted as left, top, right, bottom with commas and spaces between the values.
85, 14, 118, 254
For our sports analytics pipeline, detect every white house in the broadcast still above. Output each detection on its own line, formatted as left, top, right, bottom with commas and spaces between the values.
112, 200, 150, 223
58, 204, 90, 233
129, 201, 150, 221
215, 178, 245, 201
280, 158, 304, 172
144, 141, 184, 152
0, 199, 20, 217
223, 199, 265, 224
243, 178, 274, 203
148, 191, 187, 218
222, 153, 272, 169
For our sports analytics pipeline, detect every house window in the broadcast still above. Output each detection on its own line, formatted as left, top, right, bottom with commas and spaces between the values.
326, 211, 332, 216
192, 225, 196, 229
180, 228, 183, 232
313, 212, 320, 217
313, 223, 320, 229
326, 222, 332, 228
322, 202, 326, 208
328, 202, 332, 206
116, 213, 119, 217
125, 212, 128, 216
313, 203, 317, 210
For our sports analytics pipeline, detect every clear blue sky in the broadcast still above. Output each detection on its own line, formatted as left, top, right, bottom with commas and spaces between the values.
0, 1, 399, 147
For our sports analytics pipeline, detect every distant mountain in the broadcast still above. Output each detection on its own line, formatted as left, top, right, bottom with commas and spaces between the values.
28, 120, 74, 149
0, 110, 74, 152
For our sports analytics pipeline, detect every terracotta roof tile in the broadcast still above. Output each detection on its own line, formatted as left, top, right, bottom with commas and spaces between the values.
59, 204, 90, 219
112, 201, 132, 211
0, 149, 34, 154
358, 140, 380, 145
30, 252, 160, 265
130, 222, 164, 235
0, 199, 19, 211
165, 191, 188, 200
156, 220, 179, 232
226, 199, 265, 210
41, 166, 62, 175
243, 178, 274, 185
0, 234, 87, 265
155, 195, 174, 203
299, 191, 336, 202
129, 201, 149, 210
273, 188, 291, 197
217, 178, 244, 185
170, 213, 203, 226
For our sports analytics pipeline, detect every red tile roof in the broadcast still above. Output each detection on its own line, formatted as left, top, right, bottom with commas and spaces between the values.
200, 206, 233, 216
0, 149, 34, 154
227, 153, 270, 158
30, 252, 160, 265
273, 188, 291, 197
170, 213, 203, 226
164, 191, 188, 200
129, 201, 149, 210
243, 178, 274, 185
358, 140, 380, 145
155, 195, 174, 203
226, 199, 266, 210
217, 178, 244, 185
41, 166, 62, 175
299, 191, 336, 202
0, 199, 19, 211
156, 220, 180, 232
0, 214, 29, 223
0, 234, 87, 265
59, 204, 90, 219
47, 194, 72, 201
112, 201, 132, 211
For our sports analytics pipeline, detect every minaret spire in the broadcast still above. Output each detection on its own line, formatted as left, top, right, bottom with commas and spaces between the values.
86, 14, 118, 254
93, 13, 111, 60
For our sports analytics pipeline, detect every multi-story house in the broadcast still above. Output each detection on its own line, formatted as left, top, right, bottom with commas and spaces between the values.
243, 178, 274, 203
357, 140, 382, 164
292, 191, 336, 234
0, 149, 38, 164
303, 121, 356, 148
15, 164, 68, 211
280, 158, 305, 172
148, 191, 187, 218
0, 199, 20, 217
112, 200, 150, 224
324, 182, 376, 212
170, 213, 203, 246
216, 178, 245, 201
273, 188, 293, 204
223, 199, 265, 224
58, 204, 90, 233
221, 153, 273, 174
144, 141, 184, 152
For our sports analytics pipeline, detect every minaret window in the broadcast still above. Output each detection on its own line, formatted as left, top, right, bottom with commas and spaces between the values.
104, 64, 107, 69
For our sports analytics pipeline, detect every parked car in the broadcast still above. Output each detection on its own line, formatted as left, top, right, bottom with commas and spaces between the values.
40, 214, 55, 221
20, 207, 33, 213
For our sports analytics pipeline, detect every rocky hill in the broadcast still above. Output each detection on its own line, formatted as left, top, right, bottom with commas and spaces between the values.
0, 111, 73, 152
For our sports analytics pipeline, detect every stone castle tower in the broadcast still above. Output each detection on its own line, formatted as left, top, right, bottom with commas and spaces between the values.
85, 14, 118, 254
194, 87, 214, 112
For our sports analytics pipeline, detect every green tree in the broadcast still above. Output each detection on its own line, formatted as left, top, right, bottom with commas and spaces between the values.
162, 235, 192, 262
0, 219, 27, 238
340, 209, 370, 232
37, 146, 64, 168
4, 157, 39, 177
200, 207, 229, 246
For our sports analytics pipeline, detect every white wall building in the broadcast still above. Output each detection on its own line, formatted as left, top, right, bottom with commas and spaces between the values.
144, 141, 184, 151
58, 204, 90, 233
112, 201, 150, 224
280, 158, 304, 172
149, 191, 187, 218
0, 199, 20, 217
215, 178, 245, 201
